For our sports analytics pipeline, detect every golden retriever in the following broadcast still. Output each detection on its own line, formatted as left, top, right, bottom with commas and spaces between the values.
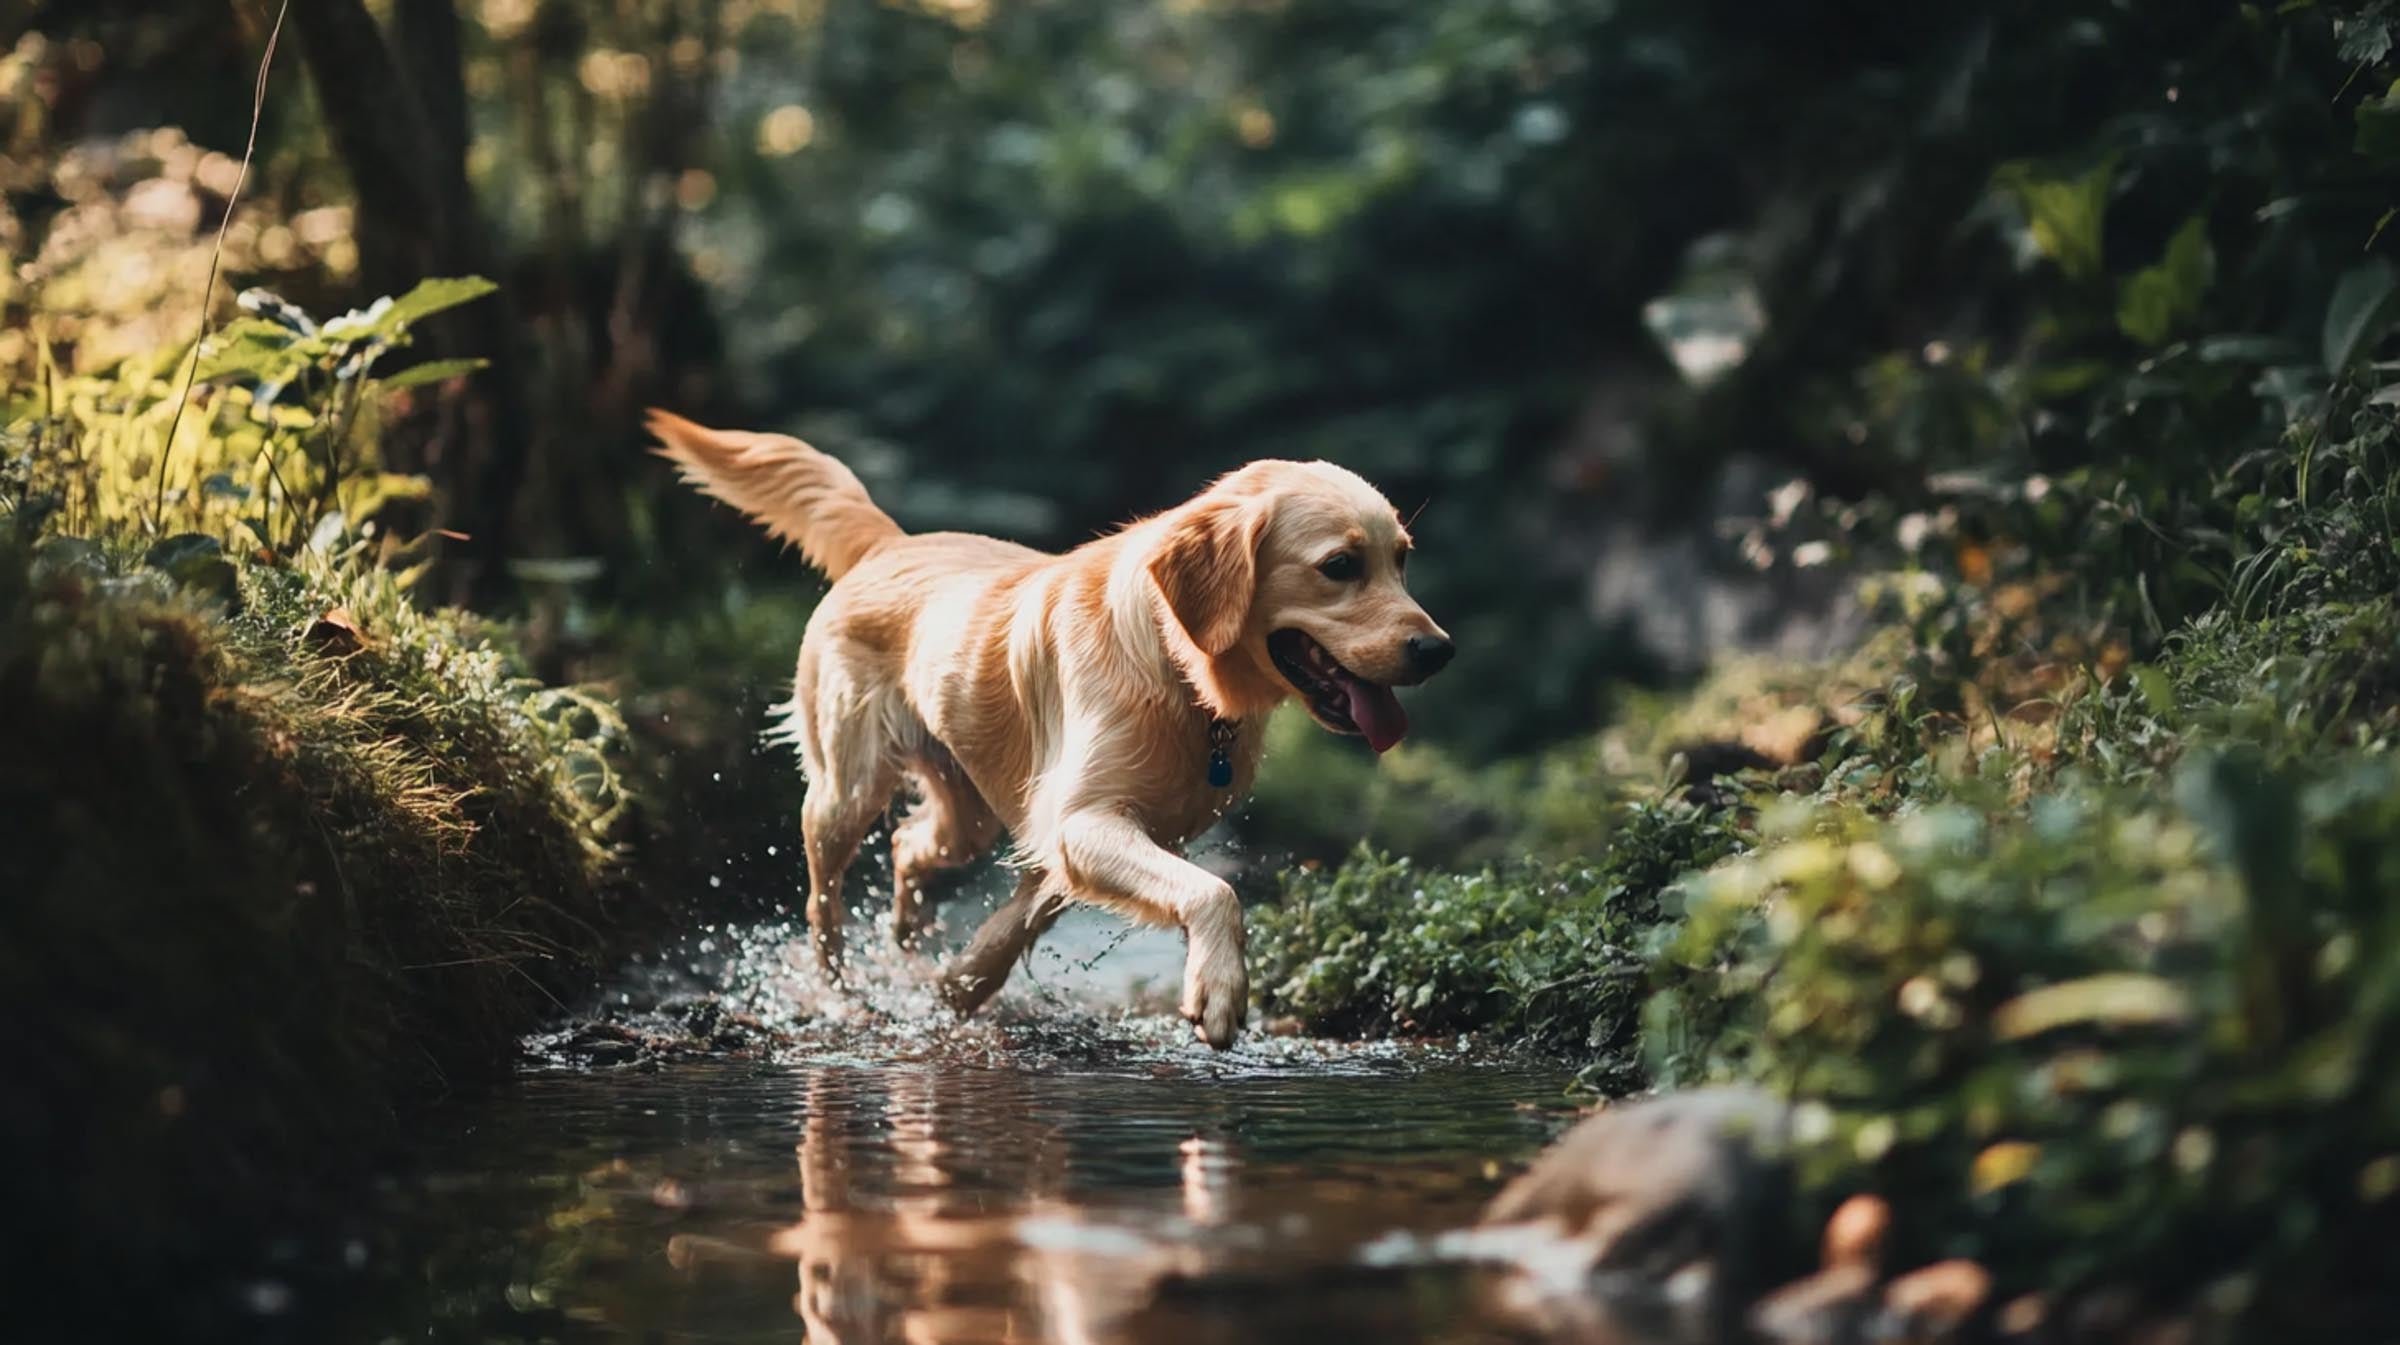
648, 411, 1454, 1048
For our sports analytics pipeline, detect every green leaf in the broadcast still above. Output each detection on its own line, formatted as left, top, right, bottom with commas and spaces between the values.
2130, 663, 2177, 718
380, 276, 499, 331
2196, 334, 2302, 364
2115, 216, 2216, 347
1995, 155, 2116, 282
377, 356, 490, 390
2340, 12, 2395, 64
2323, 258, 2400, 371
2019, 360, 2114, 398
1991, 973, 2191, 1040
2357, 78, 2400, 161
196, 318, 307, 382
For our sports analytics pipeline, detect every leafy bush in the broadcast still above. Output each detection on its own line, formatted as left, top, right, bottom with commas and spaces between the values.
3, 273, 493, 552
1654, 755, 2400, 1328
2065, 595, 2400, 786
1251, 798, 1743, 1086
0, 272, 641, 1318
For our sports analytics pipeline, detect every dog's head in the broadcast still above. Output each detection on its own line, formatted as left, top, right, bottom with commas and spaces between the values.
1148, 460, 1451, 752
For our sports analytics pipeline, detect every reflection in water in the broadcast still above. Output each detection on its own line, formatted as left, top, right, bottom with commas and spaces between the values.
335, 910, 1647, 1343
352, 1038, 1600, 1345
781, 1067, 1035, 1343
775, 1065, 1286, 1344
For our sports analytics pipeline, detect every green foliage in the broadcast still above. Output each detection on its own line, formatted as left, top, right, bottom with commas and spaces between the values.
1994, 155, 2117, 284
1655, 757, 2400, 1325
2324, 259, 2400, 374
1, 276, 490, 553
197, 278, 494, 385
2115, 216, 2215, 348
2066, 596, 2400, 785
1251, 798, 1743, 1086
0, 271, 641, 1302
0, 530, 629, 1284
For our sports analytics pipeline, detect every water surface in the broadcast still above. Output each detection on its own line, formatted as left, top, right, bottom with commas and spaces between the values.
346, 909, 1599, 1344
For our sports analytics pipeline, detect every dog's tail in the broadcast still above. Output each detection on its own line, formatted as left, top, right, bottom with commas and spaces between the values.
646, 410, 903, 580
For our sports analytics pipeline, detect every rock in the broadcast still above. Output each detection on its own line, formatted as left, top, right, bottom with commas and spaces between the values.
1749, 1195, 1992, 1345
1882, 1259, 1993, 1339
1480, 1085, 1795, 1321
1483, 1089, 1996, 1345
1748, 1195, 1887, 1344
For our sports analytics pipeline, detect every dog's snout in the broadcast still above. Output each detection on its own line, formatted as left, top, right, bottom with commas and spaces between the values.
1404, 633, 1456, 678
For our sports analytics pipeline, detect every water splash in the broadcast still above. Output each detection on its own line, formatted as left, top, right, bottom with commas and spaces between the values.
532, 867, 1493, 1080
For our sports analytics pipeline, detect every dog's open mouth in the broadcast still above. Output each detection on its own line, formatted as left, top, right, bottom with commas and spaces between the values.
1268, 629, 1409, 754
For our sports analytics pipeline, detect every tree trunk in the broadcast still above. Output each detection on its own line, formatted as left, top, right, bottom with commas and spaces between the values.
291, 0, 534, 607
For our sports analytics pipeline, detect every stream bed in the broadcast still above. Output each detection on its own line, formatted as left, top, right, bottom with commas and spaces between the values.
333, 907, 1605, 1344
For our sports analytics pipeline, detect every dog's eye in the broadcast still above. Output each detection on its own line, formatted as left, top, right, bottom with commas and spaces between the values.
1318, 552, 1362, 582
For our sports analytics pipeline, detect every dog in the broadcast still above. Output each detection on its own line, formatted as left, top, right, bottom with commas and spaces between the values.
649, 411, 1453, 1048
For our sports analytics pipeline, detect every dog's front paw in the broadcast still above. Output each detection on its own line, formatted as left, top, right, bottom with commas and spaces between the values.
1179, 950, 1248, 1051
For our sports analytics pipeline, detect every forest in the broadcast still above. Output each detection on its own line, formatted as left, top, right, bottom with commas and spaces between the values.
7, 0, 2400, 1341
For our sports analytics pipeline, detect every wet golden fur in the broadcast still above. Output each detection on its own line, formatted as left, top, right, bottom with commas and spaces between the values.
648, 410, 1447, 1048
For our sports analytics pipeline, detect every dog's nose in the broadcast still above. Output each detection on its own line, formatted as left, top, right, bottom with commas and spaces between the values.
1404, 633, 1456, 678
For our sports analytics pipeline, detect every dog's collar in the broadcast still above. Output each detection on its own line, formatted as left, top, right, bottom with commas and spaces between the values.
1206, 718, 1238, 789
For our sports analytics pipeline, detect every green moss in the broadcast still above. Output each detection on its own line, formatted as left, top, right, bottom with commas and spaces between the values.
0, 536, 628, 1299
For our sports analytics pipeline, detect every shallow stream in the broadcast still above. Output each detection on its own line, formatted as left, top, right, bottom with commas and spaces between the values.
337, 905, 1612, 1344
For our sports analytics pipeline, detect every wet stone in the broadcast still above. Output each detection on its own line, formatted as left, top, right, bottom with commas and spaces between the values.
1481, 1086, 1795, 1282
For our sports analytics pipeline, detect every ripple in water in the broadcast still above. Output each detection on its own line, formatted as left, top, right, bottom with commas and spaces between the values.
341, 879, 1647, 1344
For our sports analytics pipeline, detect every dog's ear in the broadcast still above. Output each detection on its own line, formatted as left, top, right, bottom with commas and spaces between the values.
1149, 496, 1264, 657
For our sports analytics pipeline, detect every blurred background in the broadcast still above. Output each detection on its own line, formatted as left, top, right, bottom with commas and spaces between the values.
14, 4, 2400, 1338
6, 0, 2149, 758
12, 0, 2399, 971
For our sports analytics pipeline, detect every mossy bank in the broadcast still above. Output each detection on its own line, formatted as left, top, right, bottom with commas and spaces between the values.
0, 263, 647, 1328
0, 534, 636, 1325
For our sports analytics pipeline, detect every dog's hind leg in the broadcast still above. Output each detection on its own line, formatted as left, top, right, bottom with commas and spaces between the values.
796, 667, 902, 981
938, 868, 1065, 1019
801, 779, 891, 980
890, 750, 1001, 948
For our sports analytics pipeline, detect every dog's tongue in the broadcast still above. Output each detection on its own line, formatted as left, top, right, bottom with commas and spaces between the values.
1339, 674, 1409, 754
